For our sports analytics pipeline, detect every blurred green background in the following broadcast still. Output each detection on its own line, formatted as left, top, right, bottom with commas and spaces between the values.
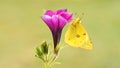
0, 0, 120, 68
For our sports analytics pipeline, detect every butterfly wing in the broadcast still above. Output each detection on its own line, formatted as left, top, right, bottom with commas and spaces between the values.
65, 17, 93, 50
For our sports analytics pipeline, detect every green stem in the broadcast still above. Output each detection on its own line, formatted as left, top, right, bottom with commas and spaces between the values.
44, 61, 50, 68
49, 54, 58, 67
44, 55, 50, 68
44, 47, 60, 68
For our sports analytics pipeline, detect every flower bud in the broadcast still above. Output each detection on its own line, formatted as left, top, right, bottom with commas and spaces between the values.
40, 41, 49, 55
35, 46, 44, 60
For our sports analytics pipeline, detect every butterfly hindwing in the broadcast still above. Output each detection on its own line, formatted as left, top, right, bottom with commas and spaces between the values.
65, 17, 93, 50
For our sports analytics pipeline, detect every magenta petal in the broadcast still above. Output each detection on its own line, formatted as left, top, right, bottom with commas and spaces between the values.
60, 12, 73, 22
51, 15, 59, 30
58, 16, 67, 29
44, 10, 54, 16
41, 9, 73, 51
41, 15, 53, 30
56, 9, 67, 14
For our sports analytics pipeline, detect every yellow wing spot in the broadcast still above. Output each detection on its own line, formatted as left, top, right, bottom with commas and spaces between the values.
68, 38, 71, 40
83, 33, 86, 36
76, 34, 80, 38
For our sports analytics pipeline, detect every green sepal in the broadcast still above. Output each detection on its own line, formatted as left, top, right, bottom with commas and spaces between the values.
54, 44, 61, 55
54, 61, 61, 65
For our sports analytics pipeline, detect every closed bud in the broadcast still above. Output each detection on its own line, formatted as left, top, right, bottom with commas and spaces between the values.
41, 41, 49, 55
35, 46, 44, 61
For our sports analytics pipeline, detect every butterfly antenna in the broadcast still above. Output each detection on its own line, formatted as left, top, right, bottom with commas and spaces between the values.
79, 13, 84, 20
74, 12, 79, 19
42, 9, 47, 13
74, 12, 85, 21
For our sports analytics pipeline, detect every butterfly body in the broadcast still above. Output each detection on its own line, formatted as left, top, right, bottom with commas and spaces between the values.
65, 17, 93, 50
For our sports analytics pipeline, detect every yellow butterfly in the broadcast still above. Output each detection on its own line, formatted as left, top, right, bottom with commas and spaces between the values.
65, 17, 93, 50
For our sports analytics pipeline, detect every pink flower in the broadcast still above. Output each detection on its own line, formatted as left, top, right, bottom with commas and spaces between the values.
41, 9, 72, 53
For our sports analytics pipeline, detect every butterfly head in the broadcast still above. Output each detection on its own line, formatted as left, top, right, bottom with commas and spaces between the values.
70, 17, 81, 27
